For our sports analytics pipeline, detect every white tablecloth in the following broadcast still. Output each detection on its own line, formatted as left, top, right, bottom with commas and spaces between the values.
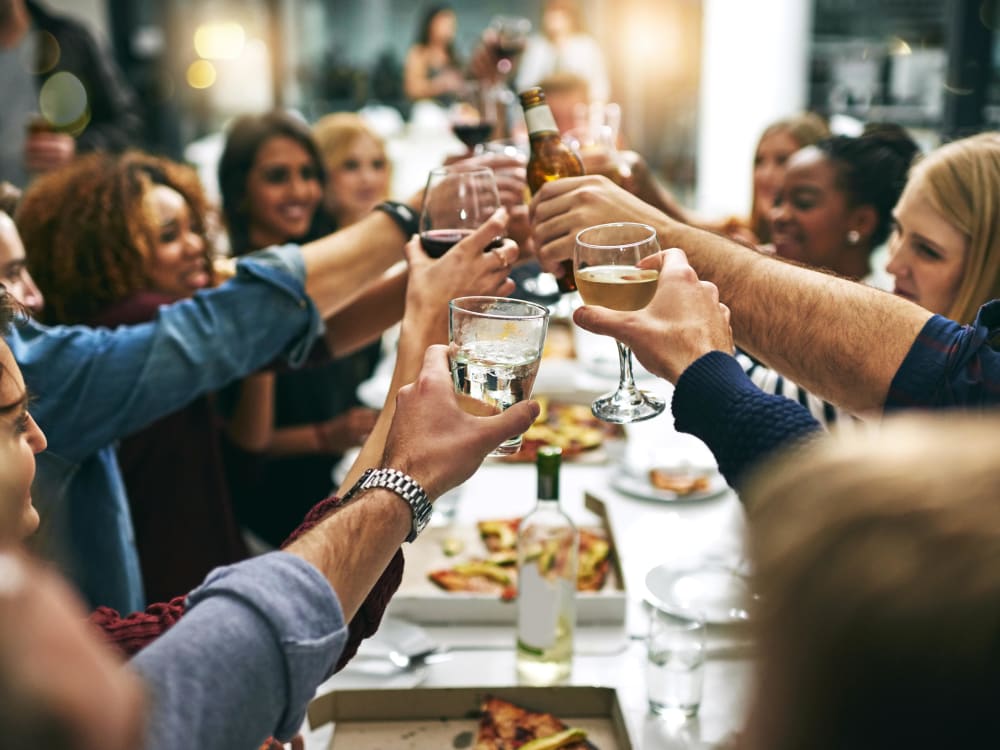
306, 357, 753, 749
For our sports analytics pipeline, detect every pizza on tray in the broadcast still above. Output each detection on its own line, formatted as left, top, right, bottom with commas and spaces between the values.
427, 520, 612, 597
475, 696, 596, 750
500, 398, 625, 462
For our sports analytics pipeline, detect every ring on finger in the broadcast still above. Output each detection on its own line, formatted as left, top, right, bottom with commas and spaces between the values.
493, 248, 510, 270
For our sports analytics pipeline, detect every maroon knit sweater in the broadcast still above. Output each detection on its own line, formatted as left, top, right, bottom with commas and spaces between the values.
88, 494, 405, 672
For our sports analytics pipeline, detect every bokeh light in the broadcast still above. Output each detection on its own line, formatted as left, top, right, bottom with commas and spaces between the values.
186, 60, 217, 89
38, 72, 90, 135
193, 22, 246, 60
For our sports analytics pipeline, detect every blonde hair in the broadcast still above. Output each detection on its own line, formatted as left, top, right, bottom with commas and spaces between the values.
742, 414, 1000, 749
312, 113, 391, 223
750, 113, 830, 243
907, 132, 1000, 325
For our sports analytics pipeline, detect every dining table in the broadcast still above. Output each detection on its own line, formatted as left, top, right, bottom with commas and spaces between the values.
303, 319, 755, 749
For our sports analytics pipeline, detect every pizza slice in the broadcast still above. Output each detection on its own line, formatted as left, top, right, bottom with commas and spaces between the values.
474, 696, 595, 750
648, 468, 711, 495
476, 520, 612, 592
427, 561, 517, 600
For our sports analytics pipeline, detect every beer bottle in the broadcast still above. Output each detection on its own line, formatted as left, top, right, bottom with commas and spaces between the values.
519, 87, 584, 293
516, 445, 578, 685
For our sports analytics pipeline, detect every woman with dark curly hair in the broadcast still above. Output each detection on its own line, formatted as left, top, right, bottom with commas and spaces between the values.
17, 151, 251, 603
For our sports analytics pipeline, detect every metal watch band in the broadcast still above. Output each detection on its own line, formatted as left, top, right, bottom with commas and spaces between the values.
373, 200, 420, 239
344, 467, 433, 543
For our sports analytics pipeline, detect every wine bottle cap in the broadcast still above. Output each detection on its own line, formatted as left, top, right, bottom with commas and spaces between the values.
537, 445, 562, 499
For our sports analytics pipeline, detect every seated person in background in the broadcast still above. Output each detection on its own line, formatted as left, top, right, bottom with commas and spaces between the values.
516, 0, 610, 104
0, 289, 536, 750
770, 124, 919, 286
404, 5, 465, 105
746, 113, 830, 245
742, 413, 1000, 749
531, 132, 1000, 485
0, 0, 144, 186
217, 111, 390, 547
312, 112, 393, 228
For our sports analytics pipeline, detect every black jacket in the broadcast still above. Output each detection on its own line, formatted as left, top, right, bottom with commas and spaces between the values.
26, 0, 144, 152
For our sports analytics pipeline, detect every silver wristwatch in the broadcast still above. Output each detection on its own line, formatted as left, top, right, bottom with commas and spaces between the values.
344, 468, 433, 543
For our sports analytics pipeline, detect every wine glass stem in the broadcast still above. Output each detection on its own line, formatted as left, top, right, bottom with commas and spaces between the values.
616, 340, 639, 394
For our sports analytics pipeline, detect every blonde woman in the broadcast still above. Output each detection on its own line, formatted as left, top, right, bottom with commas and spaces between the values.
312, 113, 392, 228
886, 131, 1000, 325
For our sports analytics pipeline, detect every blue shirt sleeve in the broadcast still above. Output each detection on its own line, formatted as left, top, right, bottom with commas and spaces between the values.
672, 351, 823, 490
887, 302, 1000, 408
132, 552, 347, 750
10, 245, 323, 462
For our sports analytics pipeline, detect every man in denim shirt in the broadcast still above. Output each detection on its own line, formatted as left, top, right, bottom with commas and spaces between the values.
17, 204, 418, 613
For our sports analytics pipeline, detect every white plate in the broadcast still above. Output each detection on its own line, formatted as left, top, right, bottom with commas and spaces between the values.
645, 564, 752, 625
611, 468, 729, 504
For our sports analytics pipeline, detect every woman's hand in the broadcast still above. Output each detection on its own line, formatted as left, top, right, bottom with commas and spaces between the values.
402, 207, 518, 341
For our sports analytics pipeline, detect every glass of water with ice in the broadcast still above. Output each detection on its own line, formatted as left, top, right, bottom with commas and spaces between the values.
646, 606, 706, 717
448, 296, 549, 456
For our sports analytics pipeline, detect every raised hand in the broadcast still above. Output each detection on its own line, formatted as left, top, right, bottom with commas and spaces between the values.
573, 248, 734, 383
382, 344, 539, 499
530, 175, 671, 279
403, 207, 518, 341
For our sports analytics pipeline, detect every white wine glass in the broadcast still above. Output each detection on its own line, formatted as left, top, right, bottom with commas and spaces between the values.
574, 222, 664, 423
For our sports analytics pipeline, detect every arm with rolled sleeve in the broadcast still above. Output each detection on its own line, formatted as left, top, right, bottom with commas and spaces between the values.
132, 553, 347, 750
12, 244, 323, 462
886, 303, 1000, 409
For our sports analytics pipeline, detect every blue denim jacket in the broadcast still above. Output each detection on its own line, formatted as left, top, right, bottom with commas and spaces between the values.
16, 245, 323, 613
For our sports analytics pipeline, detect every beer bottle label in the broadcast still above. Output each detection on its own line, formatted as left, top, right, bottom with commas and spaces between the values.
525, 105, 558, 136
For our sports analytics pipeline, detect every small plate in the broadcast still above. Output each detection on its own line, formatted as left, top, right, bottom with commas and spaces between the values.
611, 468, 729, 504
644, 564, 752, 625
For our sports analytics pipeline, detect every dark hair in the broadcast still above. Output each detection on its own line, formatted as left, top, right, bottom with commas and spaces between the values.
18, 151, 212, 325
218, 111, 328, 256
415, 5, 457, 65
0, 287, 24, 337
815, 123, 920, 246
0, 182, 21, 217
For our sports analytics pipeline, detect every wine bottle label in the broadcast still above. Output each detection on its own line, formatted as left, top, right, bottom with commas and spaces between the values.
525, 105, 558, 136
517, 566, 573, 650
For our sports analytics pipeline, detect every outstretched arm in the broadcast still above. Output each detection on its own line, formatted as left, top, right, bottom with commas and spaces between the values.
572, 247, 822, 489
532, 176, 931, 414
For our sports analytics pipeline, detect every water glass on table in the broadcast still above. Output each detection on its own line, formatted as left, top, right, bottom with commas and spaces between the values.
448, 296, 549, 456
646, 607, 706, 718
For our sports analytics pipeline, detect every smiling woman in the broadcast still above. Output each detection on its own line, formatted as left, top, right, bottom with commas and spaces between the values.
16, 151, 252, 604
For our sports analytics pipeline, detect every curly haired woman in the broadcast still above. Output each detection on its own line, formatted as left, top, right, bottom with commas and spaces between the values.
18, 151, 251, 603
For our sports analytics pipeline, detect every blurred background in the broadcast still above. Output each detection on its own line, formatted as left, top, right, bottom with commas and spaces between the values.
56, 0, 999, 217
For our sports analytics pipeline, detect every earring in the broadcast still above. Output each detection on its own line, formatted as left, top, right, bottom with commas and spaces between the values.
847, 230, 860, 245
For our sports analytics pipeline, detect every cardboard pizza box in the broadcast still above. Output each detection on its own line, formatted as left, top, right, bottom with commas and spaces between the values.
386, 495, 627, 625
308, 685, 634, 749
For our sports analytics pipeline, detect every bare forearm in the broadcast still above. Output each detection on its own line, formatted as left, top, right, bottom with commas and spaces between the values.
337, 321, 440, 494
666, 221, 931, 413
284, 488, 410, 620
324, 265, 407, 358
302, 213, 406, 319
